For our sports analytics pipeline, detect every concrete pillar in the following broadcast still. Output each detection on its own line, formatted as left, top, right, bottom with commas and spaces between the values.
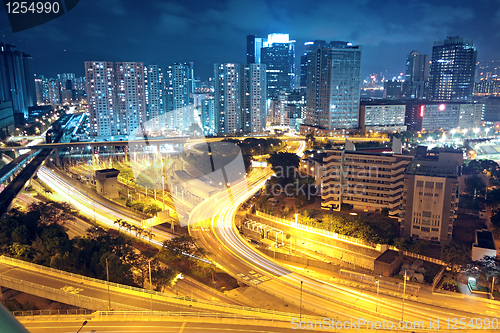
54, 148, 60, 167
0, 286, 5, 300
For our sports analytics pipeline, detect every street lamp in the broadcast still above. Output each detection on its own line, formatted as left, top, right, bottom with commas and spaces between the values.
375, 280, 380, 313
105, 257, 111, 310
76, 321, 88, 333
402, 270, 407, 321
300, 281, 303, 321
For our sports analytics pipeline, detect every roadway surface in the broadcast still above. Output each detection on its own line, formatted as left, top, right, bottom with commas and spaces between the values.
188, 139, 500, 329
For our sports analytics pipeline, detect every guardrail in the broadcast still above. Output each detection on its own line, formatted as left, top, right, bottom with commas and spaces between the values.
95, 310, 294, 321
13, 309, 94, 317
0, 255, 316, 320
255, 210, 372, 248
0, 274, 112, 310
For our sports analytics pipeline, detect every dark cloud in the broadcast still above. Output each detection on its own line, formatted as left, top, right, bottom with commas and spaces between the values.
0, 0, 497, 79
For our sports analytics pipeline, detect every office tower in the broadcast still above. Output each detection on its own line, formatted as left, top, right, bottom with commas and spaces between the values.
85, 61, 117, 137
384, 80, 403, 99
299, 40, 327, 89
145, 65, 165, 131
115, 62, 146, 135
400, 146, 462, 244
260, 33, 296, 98
246, 35, 263, 64
305, 41, 362, 130
403, 51, 429, 99
214, 63, 242, 134
165, 62, 195, 131
474, 79, 500, 96
322, 150, 413, 213
0, 43, 36, 119
242, 63, 267, 133
427, 36, 477, 101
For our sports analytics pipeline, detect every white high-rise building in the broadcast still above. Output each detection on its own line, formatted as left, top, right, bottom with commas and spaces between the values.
166, 62, 194, 131
244, 63, 267, 133
115, 62, 146, 135
85, 61, 116, 137
145, 65, 165, 131
214, 63, 242, 134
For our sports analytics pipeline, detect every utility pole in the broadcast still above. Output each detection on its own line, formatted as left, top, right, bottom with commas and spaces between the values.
376, 280, 380, 313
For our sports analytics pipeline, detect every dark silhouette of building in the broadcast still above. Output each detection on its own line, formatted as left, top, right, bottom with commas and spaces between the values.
403, 50, 429, 99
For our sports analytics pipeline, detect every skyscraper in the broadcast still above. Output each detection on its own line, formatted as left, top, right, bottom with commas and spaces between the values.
145, 65, 165, 131
115, 62, 146, 135
246, 35, 263, 64
214, 63, 267, 134
260, 33, 295, 98
0, 43, 36, 119
85, 61, 117, 137
427, 36, 477, 101
403, 51, 429, 99
305, 41, 362, 130
165, 62, 195, 131
214, 63, 242, 134
242, 63, 267, 133
299, 40, 327, 89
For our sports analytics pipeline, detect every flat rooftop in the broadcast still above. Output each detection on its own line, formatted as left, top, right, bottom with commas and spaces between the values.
475, 229, 496, 250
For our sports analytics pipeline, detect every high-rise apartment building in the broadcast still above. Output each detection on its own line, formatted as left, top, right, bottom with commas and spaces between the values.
214, 63, 242, 134
115, 62, 146, 135
214, 63, 267, 134
427, 37, 477, 101
242, 63, 267, 133
278, 89, 306, 130
0, 43, 36, 119
305, 41, 362, 130
145, 65, 165, 131
85, 61, 117, 137
260, 33, 295, 98
400, 146, 462, 244
322, 150, 413, 213
403, 50, 429, 99
165, 62, 194, 131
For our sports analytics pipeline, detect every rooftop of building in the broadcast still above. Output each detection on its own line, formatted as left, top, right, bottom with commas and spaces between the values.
474, 229, 496, 250
406, 146, 462, 178
375, 249, 402, 264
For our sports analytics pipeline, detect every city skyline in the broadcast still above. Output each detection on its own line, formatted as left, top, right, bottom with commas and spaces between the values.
1, 0, 500, 80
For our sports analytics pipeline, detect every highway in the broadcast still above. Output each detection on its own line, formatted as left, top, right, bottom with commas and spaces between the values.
188, 139, 500, 329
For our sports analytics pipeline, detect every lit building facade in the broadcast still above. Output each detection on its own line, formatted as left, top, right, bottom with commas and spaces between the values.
260, 33, 296, 98
305, 41, 362, 130
165, 62, 195, 131
427, 36, 477, 102
85, 61, 117, 137
144, 65, 165, 131
400, 147, 462, 244
321, 150, 413, 213
115, 62, 146, 135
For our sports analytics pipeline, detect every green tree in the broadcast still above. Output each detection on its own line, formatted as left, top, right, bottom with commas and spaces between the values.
465, 175, 486, 197
409, 240, 429, 256
267, 152, 300, 179
381, 207, 390, 217
393, 238, 410, 251
144, 203, 162, 216
441, 241, 471, 269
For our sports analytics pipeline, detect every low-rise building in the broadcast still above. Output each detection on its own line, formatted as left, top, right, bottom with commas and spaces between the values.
472, 229, 497, 261
400, 146, 462, 244
321, 149, 413, 213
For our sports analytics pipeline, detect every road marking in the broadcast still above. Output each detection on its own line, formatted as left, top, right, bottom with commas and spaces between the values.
179, 321, 186, 333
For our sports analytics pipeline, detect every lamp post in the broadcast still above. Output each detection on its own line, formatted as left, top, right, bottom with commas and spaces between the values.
300, 281, 303, 321
76, 320, 87, 333
149, 260, 153, 312
402, 270, 407, 321
105, 257, 111, 311
375, 280, 380, 313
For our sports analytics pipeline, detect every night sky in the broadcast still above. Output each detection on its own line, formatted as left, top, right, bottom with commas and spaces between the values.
1, 0, 499, 80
